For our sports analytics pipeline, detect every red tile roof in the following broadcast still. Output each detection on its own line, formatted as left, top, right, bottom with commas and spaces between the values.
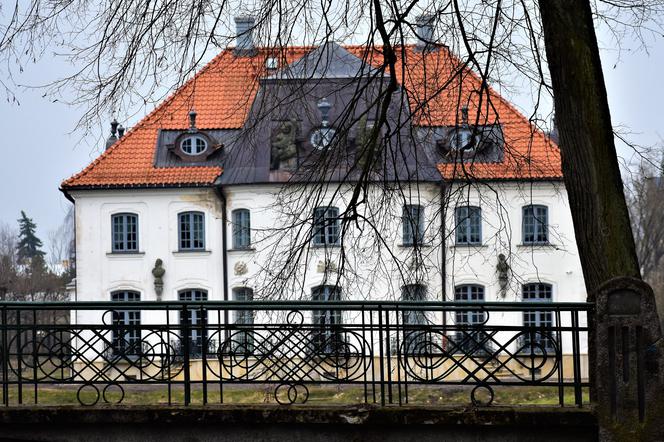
62, 45, 561, 189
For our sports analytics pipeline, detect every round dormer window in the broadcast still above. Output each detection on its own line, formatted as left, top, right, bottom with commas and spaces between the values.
450, 127, 478, 155
181, 135, 208, 155
310, 127, 336, 150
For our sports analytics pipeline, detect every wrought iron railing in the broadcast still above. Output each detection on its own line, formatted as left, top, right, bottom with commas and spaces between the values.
0, 300, 590, 407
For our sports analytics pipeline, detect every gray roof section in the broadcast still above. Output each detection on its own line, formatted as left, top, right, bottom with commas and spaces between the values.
153, 129, 238, 167
267, 42, 380, 80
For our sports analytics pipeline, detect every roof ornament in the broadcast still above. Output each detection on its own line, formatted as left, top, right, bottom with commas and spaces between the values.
118, 124, 125, 138
188, 109, 198, 133
461, 105, 469, 126
317, 98, 332, 127
105, 119, 119, 150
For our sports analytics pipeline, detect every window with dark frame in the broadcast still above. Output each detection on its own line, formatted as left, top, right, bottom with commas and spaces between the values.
522, 205, 549, 244
232, 209, 251, 249
178, 211, 205, 251
110, 290, 141, 356
312, 207, 340, 246
521, 283, 555, 353
232, 287, 254, 353
311, 285, 342, 353
112, 213, 138, 252
453, 284, 492, 355
178, 289, 208, 356
455, 206, 482, 245
402, 205, 424, 246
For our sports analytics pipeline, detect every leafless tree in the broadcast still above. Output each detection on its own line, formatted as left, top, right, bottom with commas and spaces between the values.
627, 151, 664, 293
0, 222, 18, 300
47, 206, 75, 276
2, 0, 663, 299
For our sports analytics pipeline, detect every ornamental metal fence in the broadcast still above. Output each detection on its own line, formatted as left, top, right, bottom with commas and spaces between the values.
0, 301, 590, 407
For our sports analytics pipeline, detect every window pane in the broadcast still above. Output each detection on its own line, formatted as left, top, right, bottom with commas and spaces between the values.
313, 207, 339, 246
112, 214, 138, 252
179, 289, 208, 355
456, 206, 481, 244
403, 205, 424, 245
232, 210, 251, 249
523, 205, 548, 244
110, 290, 141, 355
311, 285, 342, 353
521, 283, 554, 352
179, 212, 204, 250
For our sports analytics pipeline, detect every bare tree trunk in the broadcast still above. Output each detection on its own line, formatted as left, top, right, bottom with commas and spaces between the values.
538, 0, 642, 297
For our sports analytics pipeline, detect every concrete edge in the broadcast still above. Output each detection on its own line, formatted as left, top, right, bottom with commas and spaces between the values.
0, 405, 597, 428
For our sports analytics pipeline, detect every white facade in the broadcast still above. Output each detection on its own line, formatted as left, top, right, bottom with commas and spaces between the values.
71, 180, 586, 313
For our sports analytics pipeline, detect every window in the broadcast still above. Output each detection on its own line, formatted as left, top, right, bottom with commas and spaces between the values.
181, 135, 207, 155
402, 205, 424, 246
313, 207, 340, 246
522, 205, 548, 244
111, 213, 138, 252
232, 209, 251, 249
232, 287, 254, 353
178, 211, 205, 251
521, 283, 555, 353
179, 289, 208, 356
110, 291, 141, 356
453, 284, 491, 355
401, 284, 427, 354
311, 285, 342, 353
455, 206, 481, 245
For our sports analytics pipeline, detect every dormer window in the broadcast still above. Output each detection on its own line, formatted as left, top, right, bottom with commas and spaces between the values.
166, 129, 221, 162
450, 127, 478, 154
310, 127, 336, 150
181, 135, 208, 155
310, 97, 336, 150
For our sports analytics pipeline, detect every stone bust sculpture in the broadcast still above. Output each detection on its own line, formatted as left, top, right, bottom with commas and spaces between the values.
496, 253, 510, 297
152, 259, 165, 301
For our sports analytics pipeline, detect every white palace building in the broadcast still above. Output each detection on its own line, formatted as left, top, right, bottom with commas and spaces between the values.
60, 18, 587, 366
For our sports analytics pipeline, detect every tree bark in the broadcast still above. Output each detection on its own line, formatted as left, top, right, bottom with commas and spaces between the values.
538, 0, 642, 298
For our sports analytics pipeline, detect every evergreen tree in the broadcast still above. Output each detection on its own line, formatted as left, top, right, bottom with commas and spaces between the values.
16, 211, 45, 264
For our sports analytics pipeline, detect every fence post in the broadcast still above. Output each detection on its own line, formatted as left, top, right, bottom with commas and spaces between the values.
594, 277, 664, 441
181, 305, 191, 406
1, 307, 7, 406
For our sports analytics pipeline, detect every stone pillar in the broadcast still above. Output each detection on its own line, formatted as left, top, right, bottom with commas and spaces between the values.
594, 277, 664, 441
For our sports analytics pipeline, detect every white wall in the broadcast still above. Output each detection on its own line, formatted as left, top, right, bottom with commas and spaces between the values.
70, 180, 587, 355
444, 180, 585, 303
224, 182, 444, 303
71, 188, 224, 333
71, 181, 586, 305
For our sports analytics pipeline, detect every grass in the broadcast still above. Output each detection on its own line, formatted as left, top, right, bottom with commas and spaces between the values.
4, 384, 590, 407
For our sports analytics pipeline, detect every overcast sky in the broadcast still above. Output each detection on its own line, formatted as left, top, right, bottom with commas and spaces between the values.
0, 22, 662, 259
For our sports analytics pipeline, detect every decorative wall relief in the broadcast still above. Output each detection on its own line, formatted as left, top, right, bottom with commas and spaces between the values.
151, 259, 165, 301
270, 119, 299, 170
234, 261, 248, 276
316, 259, 338, 274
